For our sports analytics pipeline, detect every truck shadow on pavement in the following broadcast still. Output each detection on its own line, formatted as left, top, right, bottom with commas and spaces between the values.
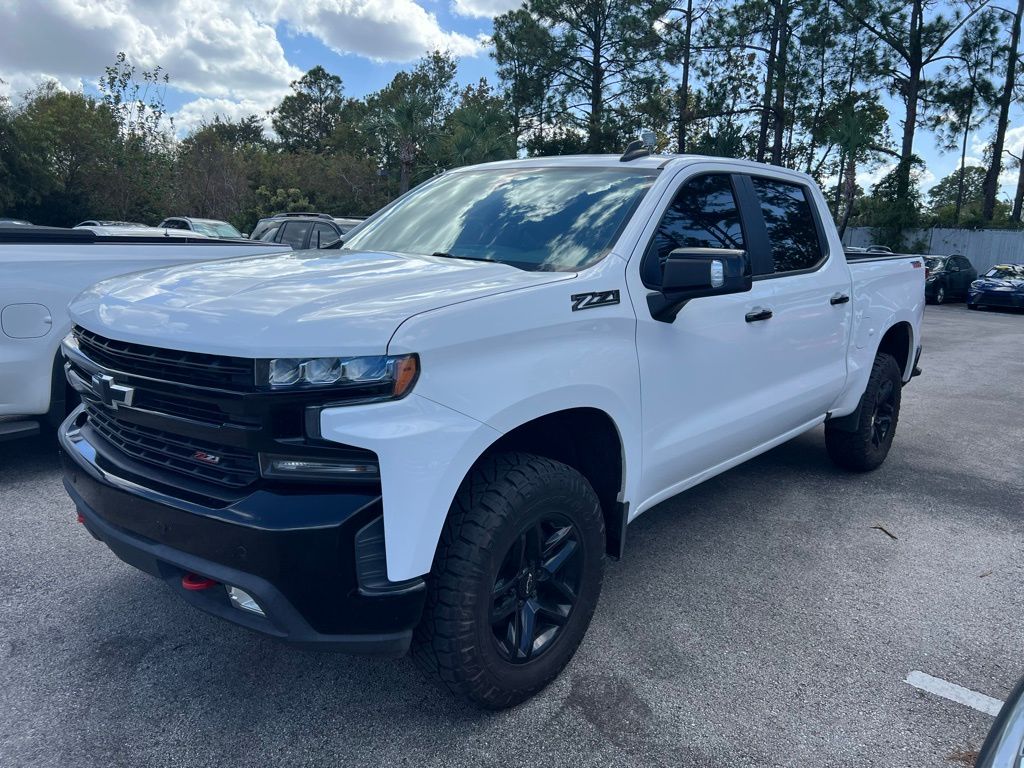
11, 425, 998, 766
58, 431, 834, 706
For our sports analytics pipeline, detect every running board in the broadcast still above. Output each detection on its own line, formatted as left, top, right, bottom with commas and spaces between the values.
0, 420, 41, 442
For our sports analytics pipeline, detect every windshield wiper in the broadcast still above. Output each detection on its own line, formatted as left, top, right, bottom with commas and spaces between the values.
431, 251, 495, 263
430, 251, 541, 271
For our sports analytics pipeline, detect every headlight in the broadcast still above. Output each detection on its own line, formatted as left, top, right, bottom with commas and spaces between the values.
257, 353, 418, 398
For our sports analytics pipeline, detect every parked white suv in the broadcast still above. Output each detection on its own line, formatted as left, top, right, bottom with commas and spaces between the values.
59, 153, 924, 708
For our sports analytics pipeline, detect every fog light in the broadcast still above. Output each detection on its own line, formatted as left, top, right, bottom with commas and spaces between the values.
227, 586, 264, 616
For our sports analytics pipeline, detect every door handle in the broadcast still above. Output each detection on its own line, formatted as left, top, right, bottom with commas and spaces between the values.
745, 307, 773, 322
830, 293, 850, 305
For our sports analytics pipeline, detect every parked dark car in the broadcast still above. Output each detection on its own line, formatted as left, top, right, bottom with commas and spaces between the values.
976, 672, 1024, 767
967, 264, 1024, 311
250, 212, 352, 249
924, 254, 977, 304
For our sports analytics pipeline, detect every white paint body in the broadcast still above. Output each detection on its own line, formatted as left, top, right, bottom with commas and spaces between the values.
0, 239, 289, 418
67, 156, 925, 581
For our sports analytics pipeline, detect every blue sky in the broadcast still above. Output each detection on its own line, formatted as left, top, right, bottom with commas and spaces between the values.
0, 0, 1020, 200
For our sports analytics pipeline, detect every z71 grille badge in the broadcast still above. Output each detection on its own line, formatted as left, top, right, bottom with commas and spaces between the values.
192, 451, 222, 465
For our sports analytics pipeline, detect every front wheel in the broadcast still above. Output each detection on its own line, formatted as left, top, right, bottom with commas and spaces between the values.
934, 285, 946, 304
412, 453, 605, 709
825, 352, 902, 472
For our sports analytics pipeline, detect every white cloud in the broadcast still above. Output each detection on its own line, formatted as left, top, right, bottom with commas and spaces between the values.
281, 0, 486, 61
171, 97, 273, 136
856, 162, 895, 190
450, 0, 523, 19
0, 0, 299, 106
0, 0, 485, 130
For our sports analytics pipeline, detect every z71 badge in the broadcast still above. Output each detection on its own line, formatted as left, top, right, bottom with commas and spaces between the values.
571, 290, 620, 311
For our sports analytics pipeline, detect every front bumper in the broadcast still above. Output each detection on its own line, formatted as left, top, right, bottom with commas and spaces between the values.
968, 289, 1024, 308
60, 408, 425, 655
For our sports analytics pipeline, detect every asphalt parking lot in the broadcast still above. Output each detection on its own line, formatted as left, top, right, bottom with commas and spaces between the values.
1, 303, 1022, 768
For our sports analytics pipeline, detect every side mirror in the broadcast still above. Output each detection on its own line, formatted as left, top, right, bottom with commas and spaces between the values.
648, 247, 752, 322
319, 238, 344, 249
242, 232, 250, 239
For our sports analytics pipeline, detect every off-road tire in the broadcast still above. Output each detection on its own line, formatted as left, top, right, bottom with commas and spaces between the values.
825, 352, 902, 472
411, 452, 605, 709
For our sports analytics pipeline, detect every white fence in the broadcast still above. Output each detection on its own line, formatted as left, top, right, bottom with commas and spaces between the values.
842, 227, 1024, 273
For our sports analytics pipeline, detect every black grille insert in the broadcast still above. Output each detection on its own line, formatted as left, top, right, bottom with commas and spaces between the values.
86, 405, 260, 488
74, 326, 255, 390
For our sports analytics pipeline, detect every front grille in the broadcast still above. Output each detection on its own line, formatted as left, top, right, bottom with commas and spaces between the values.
979, 292, 1021, 307
74, 326, 255, 390
86, 404, 260, 488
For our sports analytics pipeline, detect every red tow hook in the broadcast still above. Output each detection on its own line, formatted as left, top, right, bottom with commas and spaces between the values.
76, 512, 85, 524
182, 573, 218, 591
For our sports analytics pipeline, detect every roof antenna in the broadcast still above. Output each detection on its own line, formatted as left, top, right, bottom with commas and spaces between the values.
620, 130, 657, 162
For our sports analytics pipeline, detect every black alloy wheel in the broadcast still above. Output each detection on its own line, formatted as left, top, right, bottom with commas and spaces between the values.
412, 452, 605, 709
490, 515, 583, 663
870, 378, 896, 449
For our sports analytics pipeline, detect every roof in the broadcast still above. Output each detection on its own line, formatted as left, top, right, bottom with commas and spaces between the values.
452, 153, 816, 180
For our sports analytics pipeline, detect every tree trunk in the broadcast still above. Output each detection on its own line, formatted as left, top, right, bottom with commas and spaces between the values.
838, 149, 858, 238
834, 146, 847, 213
588, 30, 604, 152
954, 106, 971, 225
770, 2, 790, 166
982, 0, 1023, 221
1013, 146, 1024, 222
896, 0, 924, 203
677, 0, 694, 153
757, 3, 781, 163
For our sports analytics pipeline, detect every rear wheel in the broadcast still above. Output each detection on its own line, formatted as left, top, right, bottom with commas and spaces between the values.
825, 353, 902, 472
412, 452, 605, 709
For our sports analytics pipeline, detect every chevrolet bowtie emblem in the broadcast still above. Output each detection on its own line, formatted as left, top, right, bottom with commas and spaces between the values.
91, 373, 135, 410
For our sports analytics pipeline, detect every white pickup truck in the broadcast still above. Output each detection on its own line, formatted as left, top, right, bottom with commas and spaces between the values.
58, 152, 924, 708
0, 226, 288, 440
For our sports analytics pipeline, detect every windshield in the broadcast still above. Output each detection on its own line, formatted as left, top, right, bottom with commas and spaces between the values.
342, 167, 657, 271
924, 257, 945, 270
193, 221, 242, 239
984, 265, 1024, 279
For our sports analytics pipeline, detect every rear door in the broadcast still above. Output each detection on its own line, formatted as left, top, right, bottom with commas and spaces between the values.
743, 173, 852, 429
954, 256, 976, 295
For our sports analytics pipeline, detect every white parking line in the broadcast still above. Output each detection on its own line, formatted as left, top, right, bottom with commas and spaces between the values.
906, 671, 1004, 716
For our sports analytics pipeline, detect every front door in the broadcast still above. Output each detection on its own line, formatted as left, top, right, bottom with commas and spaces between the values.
628, 169, 784, 506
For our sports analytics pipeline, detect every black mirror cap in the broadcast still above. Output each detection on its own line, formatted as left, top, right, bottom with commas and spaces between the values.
648, 247, 752, 322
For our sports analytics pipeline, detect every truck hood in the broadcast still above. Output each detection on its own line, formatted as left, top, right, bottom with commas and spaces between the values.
69, 249, 574, 357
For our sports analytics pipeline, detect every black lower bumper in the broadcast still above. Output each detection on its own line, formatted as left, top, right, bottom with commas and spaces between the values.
60, 411, 425, 655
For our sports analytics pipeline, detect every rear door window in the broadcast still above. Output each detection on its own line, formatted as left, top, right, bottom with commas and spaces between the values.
312, 223, 339, 247
750, 178, 824, 274
279, 221, 312, 249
